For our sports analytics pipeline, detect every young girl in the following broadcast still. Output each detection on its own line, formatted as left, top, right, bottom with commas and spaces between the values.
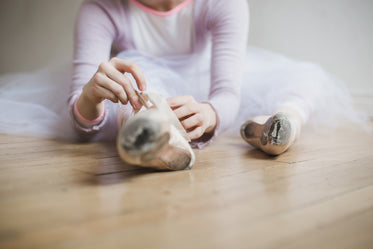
0, 0, 366, 168
70, 0, 247, 147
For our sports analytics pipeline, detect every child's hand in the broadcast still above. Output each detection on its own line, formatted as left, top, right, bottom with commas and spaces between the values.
82, 57, 146, 110
167, 95, 217, 140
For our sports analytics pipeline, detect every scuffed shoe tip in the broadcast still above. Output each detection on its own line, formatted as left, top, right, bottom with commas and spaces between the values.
117, 92, 195, 171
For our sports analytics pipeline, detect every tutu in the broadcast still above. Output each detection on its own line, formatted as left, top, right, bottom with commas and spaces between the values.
0, 64, 76, 140
0, 46, 368, 141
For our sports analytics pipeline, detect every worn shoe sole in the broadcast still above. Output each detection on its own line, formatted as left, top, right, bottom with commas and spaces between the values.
241, 113, 292, 155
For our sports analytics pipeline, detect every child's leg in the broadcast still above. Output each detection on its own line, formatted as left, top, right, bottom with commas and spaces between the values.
273, 96, 310, 140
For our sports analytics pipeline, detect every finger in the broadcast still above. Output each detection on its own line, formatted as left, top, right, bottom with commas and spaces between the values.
103, 64, 142, 109
181, 113, 204, 130
187, 127, 204, 140
121, 74, 142, 110
110, 58, 147, 91
167, 95, 195, 109
92, 84, 119, 103
96, 73, 129, 104
173, 103, 198, 120
105, 63, 129, 86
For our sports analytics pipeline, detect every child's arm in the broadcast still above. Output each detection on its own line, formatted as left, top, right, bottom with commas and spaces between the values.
167, 0, 249, 148
69, 1, 145, 136
207, 0, 249, 135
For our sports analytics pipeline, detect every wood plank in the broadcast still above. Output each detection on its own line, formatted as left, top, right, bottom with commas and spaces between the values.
0, 124, 372, 249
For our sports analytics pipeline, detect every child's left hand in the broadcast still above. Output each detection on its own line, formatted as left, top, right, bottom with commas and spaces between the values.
167, 95, 217, 140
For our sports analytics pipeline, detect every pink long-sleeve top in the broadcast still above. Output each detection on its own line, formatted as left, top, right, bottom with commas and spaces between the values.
69, 0, 249, 145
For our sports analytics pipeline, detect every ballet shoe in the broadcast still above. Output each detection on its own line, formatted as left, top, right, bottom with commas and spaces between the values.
117, 92, 195, 171
240, 113, 298, 156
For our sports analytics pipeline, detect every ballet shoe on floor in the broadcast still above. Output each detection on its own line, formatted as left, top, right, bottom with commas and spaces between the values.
117, 92, 195, 171
240, 113, 298, 156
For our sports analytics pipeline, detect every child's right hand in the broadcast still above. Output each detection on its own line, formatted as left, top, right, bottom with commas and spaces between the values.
81, 57, 147, 110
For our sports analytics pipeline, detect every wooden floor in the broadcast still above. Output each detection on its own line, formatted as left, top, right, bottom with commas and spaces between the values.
0, 123, 372, 249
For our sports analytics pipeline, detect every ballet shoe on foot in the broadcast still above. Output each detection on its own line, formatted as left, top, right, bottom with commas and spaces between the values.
117, 92, 195, 171
240, 113, 298, 156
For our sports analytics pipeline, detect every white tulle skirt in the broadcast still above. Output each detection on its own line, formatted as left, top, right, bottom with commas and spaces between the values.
0, 47, 368, 141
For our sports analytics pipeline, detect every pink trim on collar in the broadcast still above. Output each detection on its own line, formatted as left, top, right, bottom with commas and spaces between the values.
129, 0, 193, 17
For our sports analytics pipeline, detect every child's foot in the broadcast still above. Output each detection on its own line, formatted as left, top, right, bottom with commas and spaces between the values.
117, 93, 195, 171
240, 113, 299, 155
